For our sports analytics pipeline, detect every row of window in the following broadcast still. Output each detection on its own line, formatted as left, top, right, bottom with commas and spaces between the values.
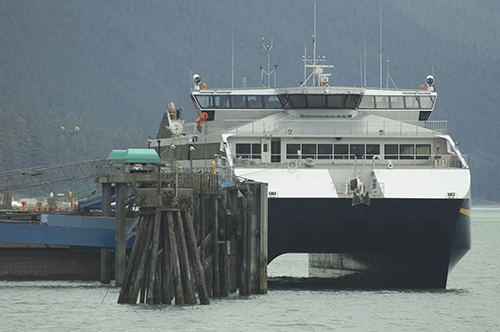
195, 95, 282, 109
286, 143, 380, 159
235, 143, 432, 160
235, 143, 262, 159
195, 94, 435, 110
358, 95, 435, 109
279, 94, 360, 109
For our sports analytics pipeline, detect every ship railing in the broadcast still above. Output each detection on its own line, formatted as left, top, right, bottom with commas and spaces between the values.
162, 157, 237, 189
188, 118, 448, 136
268, 117, 448, 136
232, 153, 467, 170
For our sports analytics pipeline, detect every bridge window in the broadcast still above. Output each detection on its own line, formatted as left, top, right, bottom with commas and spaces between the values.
214, 95, 231, 108
308, 95, 326, 108
359, 96, 375, 109
327, 95, 344, 108
231, 95, 246, 108
280, 94, 361, 109
375, 96, 390, 108
358, 95, 434, 110
345, 95, 359, 108
247, 96, 263, 108
289, 94, 307, 108
264, 95, 282, 108
196, 94, 283, 109
195, 95, 214, 108
390, 96, 405, 109
420, 96, 435, 109
405, 96, 420, 108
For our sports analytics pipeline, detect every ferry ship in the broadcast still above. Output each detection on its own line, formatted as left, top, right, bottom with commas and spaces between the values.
151, 40, 471, 288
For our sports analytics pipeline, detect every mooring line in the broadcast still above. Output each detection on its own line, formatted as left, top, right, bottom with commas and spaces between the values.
101, 286, 111, 304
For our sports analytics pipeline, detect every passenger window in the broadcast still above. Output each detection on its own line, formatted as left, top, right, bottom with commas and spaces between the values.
350, 144, 365, 159
375, 96, 390, 108
385, 144, 398, 159
301, 144, 317, 159
247, 96, 262, 109
235, 143, 251, 158
334, 144, 349, 159
251, 143, 261, 159
400, 144, 415, 159
230, 95, 246, 108
358, 96, 375, 109
318, 144, 332, 159
390, 96, 405, 109
265, 95, 282, 108
366, 144, 380, 158
416, 144, 431, 159
286, 144, 300, 159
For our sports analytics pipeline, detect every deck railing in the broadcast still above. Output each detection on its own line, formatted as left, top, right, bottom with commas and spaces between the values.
232, 153, 467, 170
184, 118, 447, 137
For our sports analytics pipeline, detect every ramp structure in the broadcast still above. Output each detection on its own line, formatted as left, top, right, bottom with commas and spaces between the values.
0, 159, 108, 192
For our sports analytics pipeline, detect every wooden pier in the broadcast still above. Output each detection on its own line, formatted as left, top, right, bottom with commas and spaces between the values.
97, 172, 268, 305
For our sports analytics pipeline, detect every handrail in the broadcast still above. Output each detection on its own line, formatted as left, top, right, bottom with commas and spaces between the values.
192, 118, 447, 136
232, 153, 467, 170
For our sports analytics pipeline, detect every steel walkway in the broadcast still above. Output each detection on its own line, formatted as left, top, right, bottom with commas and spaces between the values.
0, 159, 108, 192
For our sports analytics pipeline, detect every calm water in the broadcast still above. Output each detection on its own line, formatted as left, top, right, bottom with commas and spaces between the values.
1, 207, 499, 331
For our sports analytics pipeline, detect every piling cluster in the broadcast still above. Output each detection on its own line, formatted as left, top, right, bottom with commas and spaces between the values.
116, 175, 265, 305
117, 209, 210, 304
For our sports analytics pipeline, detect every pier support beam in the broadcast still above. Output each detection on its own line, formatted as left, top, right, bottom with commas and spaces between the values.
100, 249, 112, 284
102, 183, 112, 217
115, 183, 127, 286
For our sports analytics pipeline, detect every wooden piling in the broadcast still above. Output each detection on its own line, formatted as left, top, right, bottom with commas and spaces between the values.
100, 249, 112, 284
212, 197, 220, 297
166, 211, 185, 305
219, 194, 229, 297
175, 210, 196, 304
183, 211, 210, 304
240, 194, 249, 296
115, 173, 267, 305
161, 215, 173, 304
146, 212, 161, 304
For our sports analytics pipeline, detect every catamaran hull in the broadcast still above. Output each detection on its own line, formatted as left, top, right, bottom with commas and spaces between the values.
267, 197, 471, 288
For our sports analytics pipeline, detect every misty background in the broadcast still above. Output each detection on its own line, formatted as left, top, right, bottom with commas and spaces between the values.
1, 0, 499, 202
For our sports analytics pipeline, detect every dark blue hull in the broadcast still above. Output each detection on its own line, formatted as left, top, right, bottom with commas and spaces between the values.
268, 197, 471, 288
